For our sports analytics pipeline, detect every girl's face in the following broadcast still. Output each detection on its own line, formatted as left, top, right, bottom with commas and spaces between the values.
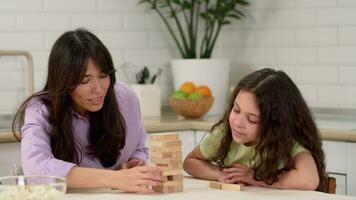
70, 59, 110, 116
229, 90, 260, 146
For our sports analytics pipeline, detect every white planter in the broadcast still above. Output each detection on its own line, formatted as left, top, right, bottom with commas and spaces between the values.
171, 59, 230, 116
130, 84, 161, 117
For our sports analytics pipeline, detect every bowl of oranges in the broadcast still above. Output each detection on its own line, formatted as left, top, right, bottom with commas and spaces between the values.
170, 82, 214, 118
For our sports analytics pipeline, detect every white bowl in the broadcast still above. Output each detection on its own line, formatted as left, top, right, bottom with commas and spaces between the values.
0, 175, 66, 200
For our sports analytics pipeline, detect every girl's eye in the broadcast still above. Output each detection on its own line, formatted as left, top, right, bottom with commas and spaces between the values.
99, 73, 108, 78
81, 79, 89, 84
233, 108, 240, 113
248, 116, 259, 124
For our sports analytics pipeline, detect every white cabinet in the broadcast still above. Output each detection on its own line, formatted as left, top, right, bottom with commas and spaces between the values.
323, 140, 356, 196
0, 142, 21, 176
328, 173, 347, 195
347, 142, 356, 196
322, 140, 347, 195
323, 141, 347, 174
177, 131, 195, 160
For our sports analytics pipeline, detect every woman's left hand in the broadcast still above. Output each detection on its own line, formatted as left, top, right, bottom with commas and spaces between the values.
219, 164, 258, 186
119, 158, 145, 169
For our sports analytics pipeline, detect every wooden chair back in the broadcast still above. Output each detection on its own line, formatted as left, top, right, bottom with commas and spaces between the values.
325, 176, 336, 194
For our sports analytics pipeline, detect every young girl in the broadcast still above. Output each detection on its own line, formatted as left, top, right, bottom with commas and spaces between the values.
183, 68, 326, 191
12, 28, 164, 193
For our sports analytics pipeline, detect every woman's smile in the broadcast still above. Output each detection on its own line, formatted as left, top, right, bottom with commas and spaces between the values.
88, 96, 104, 105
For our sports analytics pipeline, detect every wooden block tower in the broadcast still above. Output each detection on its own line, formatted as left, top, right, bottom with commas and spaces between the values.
149, 133, 183, 193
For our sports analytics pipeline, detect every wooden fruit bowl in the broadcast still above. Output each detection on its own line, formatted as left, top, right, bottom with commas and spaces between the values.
169, 97, 214, 118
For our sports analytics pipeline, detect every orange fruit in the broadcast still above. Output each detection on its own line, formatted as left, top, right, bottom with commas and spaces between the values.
196, 85, 212, 97
180, 82, 196, 94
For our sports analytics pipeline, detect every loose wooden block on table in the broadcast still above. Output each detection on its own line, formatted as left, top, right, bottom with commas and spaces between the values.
209, 181, 242, 191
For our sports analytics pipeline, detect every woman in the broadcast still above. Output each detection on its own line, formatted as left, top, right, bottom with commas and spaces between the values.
183, 68, 326, 191
12, 28, 164, 193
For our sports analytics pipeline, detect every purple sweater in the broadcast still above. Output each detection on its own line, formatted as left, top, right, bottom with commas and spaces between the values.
21, 82, 148, 177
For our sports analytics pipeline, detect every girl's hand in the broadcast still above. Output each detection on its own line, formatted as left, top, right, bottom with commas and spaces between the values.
219, 164, 257, 186
113, 165, 165, 193
119, 158, 145, 169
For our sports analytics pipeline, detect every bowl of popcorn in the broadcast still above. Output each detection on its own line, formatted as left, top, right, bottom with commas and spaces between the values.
0, 175, 66, 200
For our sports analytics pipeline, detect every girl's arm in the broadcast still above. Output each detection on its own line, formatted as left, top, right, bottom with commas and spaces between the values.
268, 151, 320, 190
67, 165, 165, 193
223, 151, 319, 190
183, 145, 225, 181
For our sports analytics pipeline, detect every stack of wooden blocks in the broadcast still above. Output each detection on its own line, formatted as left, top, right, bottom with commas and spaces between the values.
149, 133, 183, 193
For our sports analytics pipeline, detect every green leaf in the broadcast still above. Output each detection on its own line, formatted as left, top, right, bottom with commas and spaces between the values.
235, 0, 249, 6
233, 9, 245, 17
138, 0, 151, 4
222, 21, 231, 25
227, 13, 241, 20
182, 1, 193, 9
171, 0, 182, 6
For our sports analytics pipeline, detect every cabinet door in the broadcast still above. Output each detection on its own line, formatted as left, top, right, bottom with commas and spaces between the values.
347, 142, 356, 196
322, 140, 348, 195
177, 131, 195, 160
0, 142, 21, 176
322, 141, 347, 173
328, 173, 347, 195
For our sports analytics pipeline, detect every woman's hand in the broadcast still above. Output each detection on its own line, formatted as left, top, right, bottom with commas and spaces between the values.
113, 165, 165, 193
219, 164, 258, 186
119, 158, 145, 169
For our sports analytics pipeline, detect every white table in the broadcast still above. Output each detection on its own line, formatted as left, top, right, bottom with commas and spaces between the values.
64, 177, 356, 200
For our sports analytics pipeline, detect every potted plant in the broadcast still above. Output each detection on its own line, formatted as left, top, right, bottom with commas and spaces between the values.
138, 0, 249, 115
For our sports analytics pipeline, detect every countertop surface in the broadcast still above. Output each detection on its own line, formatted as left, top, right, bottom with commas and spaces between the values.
1, 110, 356, 143
64, 177, 356, 200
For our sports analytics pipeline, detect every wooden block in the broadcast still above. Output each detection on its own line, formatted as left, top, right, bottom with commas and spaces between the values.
162, 181, 182, 187
221, 183, 242, 191
153, 184, 183, 193
162, 169, 182, 176
209, 181, 221, 189
149, 140, 182, 148
150, 145, 181, 153
167, 174, 183, 181
153, 161, 183, 170
150, 151, 182, 159
149, 133, 179, 141
150, 157, 182, 165
209, 182, 242, 191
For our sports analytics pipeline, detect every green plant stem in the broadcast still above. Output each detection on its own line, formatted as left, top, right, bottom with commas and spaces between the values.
204, 24, 222, 58
194, 1, 200, 49
154, 7, 185, 57
200, 2, 210, 58
166, 0, 190, 57
188, 1, 198, 58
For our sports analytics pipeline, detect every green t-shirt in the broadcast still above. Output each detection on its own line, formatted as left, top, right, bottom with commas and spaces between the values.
200, 125, 308, 169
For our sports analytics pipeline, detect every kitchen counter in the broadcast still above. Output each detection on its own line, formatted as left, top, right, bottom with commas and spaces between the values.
64, 177, 356, 200
1, 113, 356, 143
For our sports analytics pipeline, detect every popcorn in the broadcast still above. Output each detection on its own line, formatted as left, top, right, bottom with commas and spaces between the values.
0, 185, 64, 200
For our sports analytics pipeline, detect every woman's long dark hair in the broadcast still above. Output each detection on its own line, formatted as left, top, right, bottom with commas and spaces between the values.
12, 28, 126, 168
213, 68, 326, 191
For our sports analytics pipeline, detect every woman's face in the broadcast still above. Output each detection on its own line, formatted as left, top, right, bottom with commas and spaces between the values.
229, 90, 260, 146
70, 59, 110, 116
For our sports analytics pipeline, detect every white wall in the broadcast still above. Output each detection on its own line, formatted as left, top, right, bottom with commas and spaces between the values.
1, 0, 356, 115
